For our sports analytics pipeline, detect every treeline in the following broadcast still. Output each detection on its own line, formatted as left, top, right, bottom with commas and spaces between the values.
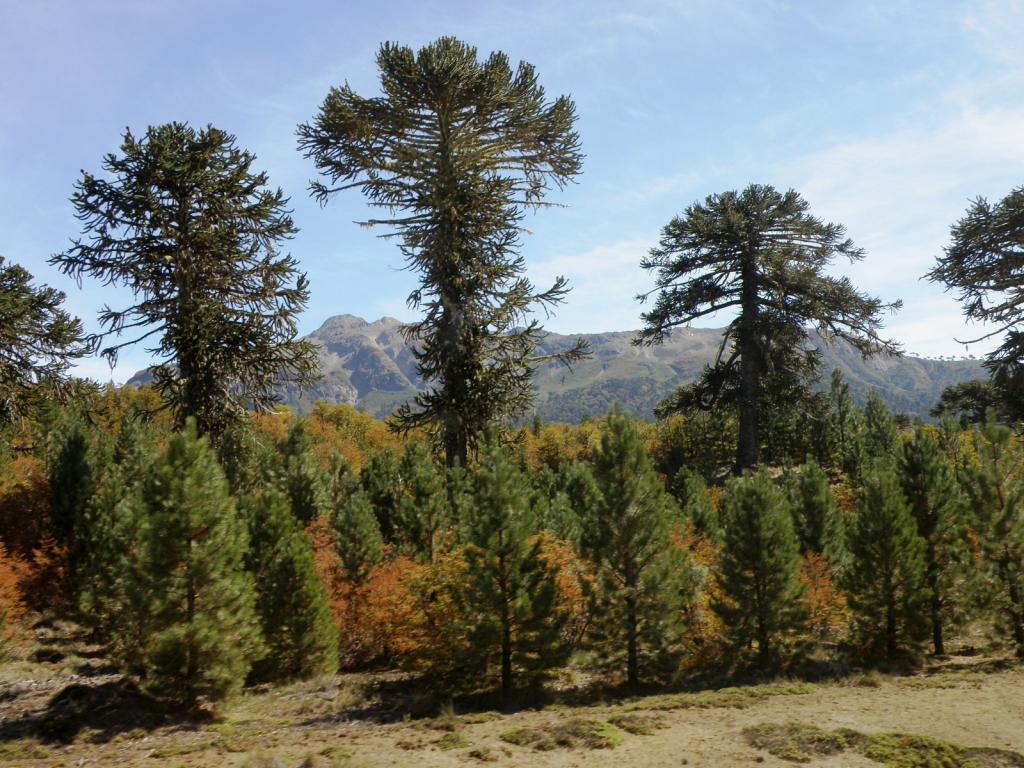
2, 380, 1023, 707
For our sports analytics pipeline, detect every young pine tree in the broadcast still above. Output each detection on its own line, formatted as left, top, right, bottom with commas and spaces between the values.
670, 466, 720, 540
458, 436, 569, 694
359, 449, 402, 544
75, 421, 153, 659
715, 472, 806, 667
141, 424, 264, 707
243, 489, 338, 682
584, 410, 692, 686
327, 455, 383, 585
47, 413, 94, 558
900, 426, 965, 656
784, 461, 837, 554
843, 463, 927, 661
277, 420, 326, 525
863, 391, 901, 463
961, 420, 1024, 657
394, 441, 450, 562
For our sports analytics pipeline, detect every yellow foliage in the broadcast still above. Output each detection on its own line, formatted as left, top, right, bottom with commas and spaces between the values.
799, 552, 847, 641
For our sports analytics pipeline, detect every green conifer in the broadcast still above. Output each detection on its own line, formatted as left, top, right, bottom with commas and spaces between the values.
458, 435, 568, 694
961, 419, 1024, 657
243, 489, 338, 682
900, 426, 965, 656
278, 420, 326, 525
394, 441, 450, 561
842, 463, 927, 660
784, 461, 837, 554
670, 466, 720, 540
715, 472, 806, 667
327, 455, 383, 585
359, 449, 402, 543
584, 410, 692, 685
141, 424, 264, 707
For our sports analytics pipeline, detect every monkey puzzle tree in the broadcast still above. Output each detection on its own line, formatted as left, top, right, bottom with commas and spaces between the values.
928, 186, 1024, 423
298, 37, 587, 468
52, 122, 318, 442
0, 255, 89, 424
635, 184, 900, 472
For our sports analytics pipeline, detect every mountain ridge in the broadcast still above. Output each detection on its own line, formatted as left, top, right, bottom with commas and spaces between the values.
276, 314, 985, 422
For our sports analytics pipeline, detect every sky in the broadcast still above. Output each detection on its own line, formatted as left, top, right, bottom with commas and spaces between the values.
2, 0, 1023, 382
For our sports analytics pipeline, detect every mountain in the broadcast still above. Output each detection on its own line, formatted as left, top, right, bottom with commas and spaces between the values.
270, 314, 985, 422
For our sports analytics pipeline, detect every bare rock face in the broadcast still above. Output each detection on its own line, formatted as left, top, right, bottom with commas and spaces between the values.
128, 314, 984, 422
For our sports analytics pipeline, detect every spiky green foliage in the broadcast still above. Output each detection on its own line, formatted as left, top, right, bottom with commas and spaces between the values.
52, 122, 318, 442
715, 472, 806, 667
670, 466, 720, 541
549, 460, 600, 547
636, 184, 899, 472
217, 418, 275, 496
583, 410, 692, 685
327, 455, 383, 585
76, 419, 154, 661
47, 413, 94, 552
394, 441, 450, 561
863, 390, 901, 462
930, 379, 1005, 426
784, 461, 836, 554
828, 368, 865, 475
843, 464, 927, 660
299, 37, 586, 468
243, 489, 338, 682
0, 255, 89, 425
140, 424, 264, 707
359, 449, 402, 543
900, 426, 966, 655
928, 186, 1024, 423
961, 419, 1024, 657
278, 420, 326, 525
456, 434, 568, 693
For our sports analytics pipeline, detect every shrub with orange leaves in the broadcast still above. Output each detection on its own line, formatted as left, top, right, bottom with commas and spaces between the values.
674, 522, 728, 669
0, 455, 51, 557
799, 552, 847, 642
534, 533, 591, 648
0, 540, 30, 651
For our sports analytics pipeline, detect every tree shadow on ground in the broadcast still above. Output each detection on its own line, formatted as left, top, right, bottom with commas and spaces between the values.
0, 677, 203, 745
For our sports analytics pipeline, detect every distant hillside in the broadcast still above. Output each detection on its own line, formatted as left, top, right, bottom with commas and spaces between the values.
271, 315, 985, 422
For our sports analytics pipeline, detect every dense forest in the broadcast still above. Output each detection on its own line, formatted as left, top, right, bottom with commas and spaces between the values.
3, 36, 1024, 717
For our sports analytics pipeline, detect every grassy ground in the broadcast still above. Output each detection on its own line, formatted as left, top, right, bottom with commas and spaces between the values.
2, 622, 1023, 767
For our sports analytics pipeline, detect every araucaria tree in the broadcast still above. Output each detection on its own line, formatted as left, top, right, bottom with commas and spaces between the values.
715, 472, 806, 667
928, 186, 1024, 422
52, 123, 318, 441
636, 184, 900, 472
298, 37, 587, 468
584, 410, 692, 686
0, 255, 89, 424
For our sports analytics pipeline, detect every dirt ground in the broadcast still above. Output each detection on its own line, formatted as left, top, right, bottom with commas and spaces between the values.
2, 624, 1022, 767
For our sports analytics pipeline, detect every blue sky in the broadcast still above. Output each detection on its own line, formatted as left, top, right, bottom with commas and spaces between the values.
2, 0, 1023, 381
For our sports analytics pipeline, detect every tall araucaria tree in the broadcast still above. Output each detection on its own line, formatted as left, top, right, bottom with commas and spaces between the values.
928, 186, 1024, 423
0, 255, 90, 424
51, 123, 319, 442
635, 184, 900, 472
298, 37, 587, 468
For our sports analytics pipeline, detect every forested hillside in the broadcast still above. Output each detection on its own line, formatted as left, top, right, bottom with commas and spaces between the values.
254, 314, 983, 421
